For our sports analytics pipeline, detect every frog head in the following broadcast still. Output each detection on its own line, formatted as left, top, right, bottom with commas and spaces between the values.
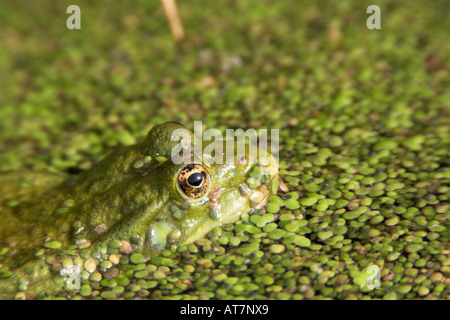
74, 122, 279, 256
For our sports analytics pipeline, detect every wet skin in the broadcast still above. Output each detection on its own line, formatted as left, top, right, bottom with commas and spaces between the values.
0, 122, 278, 298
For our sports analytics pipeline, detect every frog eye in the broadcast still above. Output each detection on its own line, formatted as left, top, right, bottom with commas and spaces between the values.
176, 164, 211, 200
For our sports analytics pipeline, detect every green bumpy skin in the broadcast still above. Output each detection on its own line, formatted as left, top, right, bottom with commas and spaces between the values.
0, 122, 278, 299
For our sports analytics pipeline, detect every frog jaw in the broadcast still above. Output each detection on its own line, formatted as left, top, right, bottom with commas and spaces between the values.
139, 177, 276, 255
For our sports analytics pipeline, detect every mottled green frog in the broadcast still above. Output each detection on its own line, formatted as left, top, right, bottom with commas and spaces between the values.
0, 122, 278, 299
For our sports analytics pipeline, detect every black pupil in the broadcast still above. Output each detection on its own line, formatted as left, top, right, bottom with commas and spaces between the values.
187, 172, 203, 187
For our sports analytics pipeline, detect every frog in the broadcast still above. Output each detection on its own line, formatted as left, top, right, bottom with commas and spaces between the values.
0, 122, 279, 299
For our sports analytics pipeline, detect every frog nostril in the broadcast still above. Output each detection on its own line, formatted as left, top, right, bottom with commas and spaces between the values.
188, 172, 203, 186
